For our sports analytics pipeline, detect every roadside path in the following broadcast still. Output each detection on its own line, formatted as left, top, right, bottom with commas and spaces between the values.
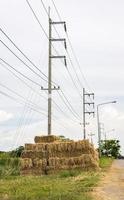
94, 160, 124, 200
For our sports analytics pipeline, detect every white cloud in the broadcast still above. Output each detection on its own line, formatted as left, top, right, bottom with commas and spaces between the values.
0, 110, 13, 122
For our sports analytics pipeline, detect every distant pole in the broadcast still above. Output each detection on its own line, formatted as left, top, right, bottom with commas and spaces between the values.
83, 88, 86, 139
88, 133, 95, 144
82, 88, 94, 140
97, 101, 117, 157
97, 105, 101, 157
48, 7, 52, 135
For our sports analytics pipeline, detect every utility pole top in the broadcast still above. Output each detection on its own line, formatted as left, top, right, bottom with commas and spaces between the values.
41, 7, 67, 135
82, 88, 95, 140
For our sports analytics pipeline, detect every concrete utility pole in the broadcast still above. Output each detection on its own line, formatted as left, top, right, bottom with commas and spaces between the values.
41, 7, 67, 135
88, 133, 95, 144
48, 7, 52, 135
83, 88, 86, 139
82, 88, 95, 139
97, 101, 116, 157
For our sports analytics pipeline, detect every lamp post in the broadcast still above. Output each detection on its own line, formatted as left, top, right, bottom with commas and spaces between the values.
97, 101, 116, 157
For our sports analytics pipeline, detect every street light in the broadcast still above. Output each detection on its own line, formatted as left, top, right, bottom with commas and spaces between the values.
97, 101, 117, 157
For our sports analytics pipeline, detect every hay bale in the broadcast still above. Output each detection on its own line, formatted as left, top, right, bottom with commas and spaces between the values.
47, 154, 99, 171
20, 158, 33, 170
34, 135, 59, 143
32, 158, 43, 168
21, 137, 99, 175
25, 144, 36, 151
21, 150, 47, 159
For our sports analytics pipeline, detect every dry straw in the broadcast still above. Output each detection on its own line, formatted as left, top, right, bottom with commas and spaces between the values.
21, 136, 99, 175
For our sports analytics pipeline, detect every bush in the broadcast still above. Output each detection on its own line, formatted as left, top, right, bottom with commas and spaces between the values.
10, 146, 24, 157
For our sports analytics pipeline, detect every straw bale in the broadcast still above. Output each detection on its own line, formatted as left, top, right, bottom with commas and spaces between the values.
46, 141, 97, 158
34, 135, 59, 143
47, 154, 99, 170
20, 158, 33, 170
33, 158, 43, 168
21, 137, 99, 175
25, 144, 36, 151
21, 150, 47, 159
25, 143, 47, 151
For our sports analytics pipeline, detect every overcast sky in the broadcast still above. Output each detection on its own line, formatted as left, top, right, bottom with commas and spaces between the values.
0, 0, 124, 154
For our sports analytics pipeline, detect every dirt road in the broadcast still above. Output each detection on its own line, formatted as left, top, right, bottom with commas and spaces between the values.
94, 160, 124, 200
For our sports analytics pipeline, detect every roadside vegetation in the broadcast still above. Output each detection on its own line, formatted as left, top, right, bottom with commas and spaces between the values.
0, 150, 113, 200
99, 156, 114, 170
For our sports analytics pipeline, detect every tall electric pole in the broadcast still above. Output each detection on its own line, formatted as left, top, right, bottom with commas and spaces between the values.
82, 88, 95, 139
48, 7, 52, 135
83, 88, 86, 139
41, 7, 67, 135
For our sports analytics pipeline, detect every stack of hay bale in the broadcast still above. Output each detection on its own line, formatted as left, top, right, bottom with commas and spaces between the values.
21, 135, 99, 175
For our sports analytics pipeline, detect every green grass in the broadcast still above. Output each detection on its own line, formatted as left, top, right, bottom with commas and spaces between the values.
0, 156, 20, 177
99, 156, 114, 170
0, 153, 114, 200
0, 169, 99, 200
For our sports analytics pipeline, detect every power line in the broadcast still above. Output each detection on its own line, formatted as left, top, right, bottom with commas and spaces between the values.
57, 91, 80, 121
0, 59, 48, 137
25, 0, 48, 39
50, 0, 94, 104
39, 0, 82, 98
0, 58, 41, 87
49, 91, 79, 124
52, 25, 84, 89
0, 40, 49, 85
25, 0, 66, 67
13, 90, 41, 150
0, 82, 46, 113
0, 61, 47, 100
0, 60, 80, 125
66, 34, 92, 92
25, 3, 80, 132
26, 0, 82, 100
0, 89, 47, 117
40, 0, 49, 16
66, 67, 82, 98
59, 90, 80, 120
51, 0, 93, 92
0, 28, 58, 87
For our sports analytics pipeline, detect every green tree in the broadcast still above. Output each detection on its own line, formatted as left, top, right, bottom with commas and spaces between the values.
101, 139, 121, 158
58, 135, 72, 142
10, 146, 24, 157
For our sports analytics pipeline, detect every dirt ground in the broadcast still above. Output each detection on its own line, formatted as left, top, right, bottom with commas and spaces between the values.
93, 160, 124, 200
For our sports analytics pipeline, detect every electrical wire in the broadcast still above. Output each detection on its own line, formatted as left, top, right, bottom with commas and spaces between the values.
39, 0, 83, 97
52, 25, 83, 89
0, 89, 47, 117
25, 1, 83, 123
51, 0, 93, 92
58, 90, 80, 120
0, 60, 80, 125
0, 82, 46, 112
25, 0, 66, 67
0, 40, 49, 85
0, 61, 47, 100
0, 28, 55, 84
0, 58, 41, 87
